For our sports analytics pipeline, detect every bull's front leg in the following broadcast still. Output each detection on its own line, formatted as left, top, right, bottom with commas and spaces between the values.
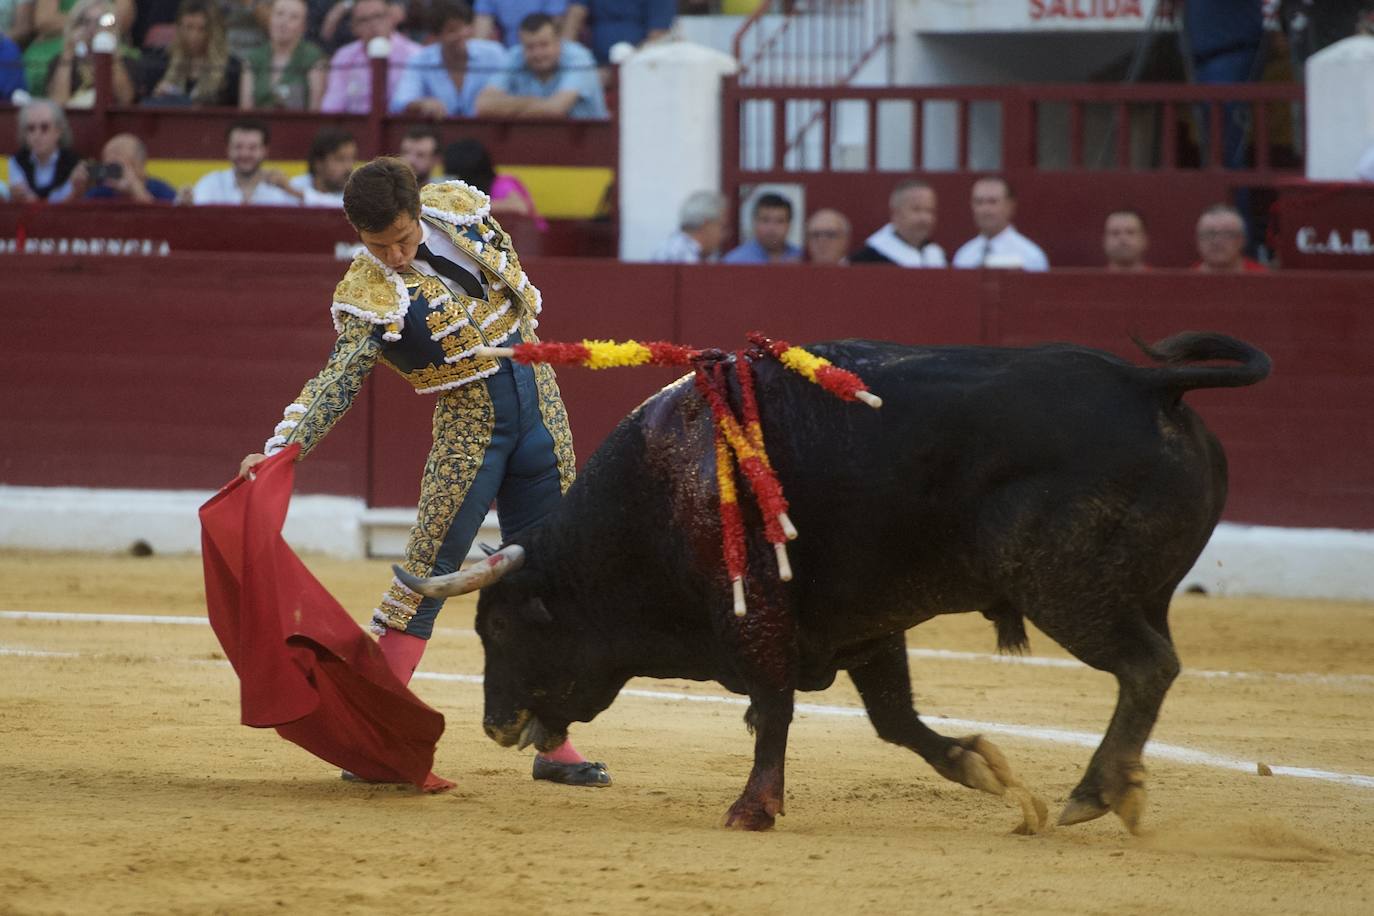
718, 559, 798, 831
726, 688, 793, 831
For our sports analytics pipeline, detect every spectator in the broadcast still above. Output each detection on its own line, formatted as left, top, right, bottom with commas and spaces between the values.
1194, 203, 1266, 272
189, 117, 299, 204
1, 29, 24, 101
84, 132, 177, 202
650, 189, 726, 263
7, 97, 84, 202
721, 192, 801, 264
129, 0, 179, 48
951, 176, 1049, 271
23, 0, 131, 91
222, 0, 269, 57
390, 0, 504, 117
442, 136, 546, 229
473, 0, 567, 47
397, 123, 441, 183
289, 126, 356, 206
319, 0, 418, 113
317, 0, 407, 50
1103, 209, 1149, 271
850, 179, 945, 267
240, 0, 324, 109
142, 0, 241, 106
563, 0, 674, 67
3, 0, 34, 46
474, 12, 606, 119
1184, 0, 1264, 168
45, 0, 137, 107
804, 208, 850, 265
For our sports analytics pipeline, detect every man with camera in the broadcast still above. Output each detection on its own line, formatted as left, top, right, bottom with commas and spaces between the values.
85, 134, 177, 203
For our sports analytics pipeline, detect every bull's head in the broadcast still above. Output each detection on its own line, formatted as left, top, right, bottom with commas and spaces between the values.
392, 547, 621, 754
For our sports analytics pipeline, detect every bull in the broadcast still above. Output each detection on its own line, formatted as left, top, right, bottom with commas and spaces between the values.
396, 332, 1269, 833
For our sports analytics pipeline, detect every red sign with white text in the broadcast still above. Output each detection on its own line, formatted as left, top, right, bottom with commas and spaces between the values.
1030, 0, 1144, 21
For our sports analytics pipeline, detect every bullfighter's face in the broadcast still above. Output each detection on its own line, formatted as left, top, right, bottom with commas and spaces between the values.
475, 579, 619, 753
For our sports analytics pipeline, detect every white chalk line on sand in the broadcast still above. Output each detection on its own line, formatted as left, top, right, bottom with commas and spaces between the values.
4, 631, 1372, 793
5, 609, 1372, 690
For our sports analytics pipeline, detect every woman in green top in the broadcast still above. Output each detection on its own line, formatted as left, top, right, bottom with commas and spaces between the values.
23, 0, 131, 91
238, 0, 324, 111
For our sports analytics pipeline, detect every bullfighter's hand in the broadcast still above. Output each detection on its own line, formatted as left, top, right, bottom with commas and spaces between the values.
238, 453, 268, 480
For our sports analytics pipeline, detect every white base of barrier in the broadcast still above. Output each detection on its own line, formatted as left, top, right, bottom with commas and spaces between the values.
0, 485, 1369, 601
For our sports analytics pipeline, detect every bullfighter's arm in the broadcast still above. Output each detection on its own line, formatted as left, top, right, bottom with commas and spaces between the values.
263, 317, 383, 459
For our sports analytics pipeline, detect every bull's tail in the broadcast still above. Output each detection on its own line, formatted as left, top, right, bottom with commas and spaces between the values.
1133, 331, 1271, 395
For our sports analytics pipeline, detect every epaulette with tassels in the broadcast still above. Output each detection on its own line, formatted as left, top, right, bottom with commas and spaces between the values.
477, 332, 881, 617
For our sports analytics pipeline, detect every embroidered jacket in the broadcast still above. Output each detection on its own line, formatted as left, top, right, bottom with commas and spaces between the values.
263, 181, 545, 457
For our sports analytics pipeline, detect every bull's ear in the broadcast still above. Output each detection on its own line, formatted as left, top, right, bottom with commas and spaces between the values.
517, 597, 553, 625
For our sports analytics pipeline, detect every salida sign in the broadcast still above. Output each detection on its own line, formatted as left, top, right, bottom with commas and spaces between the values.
1030, 0, 1145, 20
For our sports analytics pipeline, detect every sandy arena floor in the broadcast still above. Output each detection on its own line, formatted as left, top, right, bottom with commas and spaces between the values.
2, 550, 1372, 915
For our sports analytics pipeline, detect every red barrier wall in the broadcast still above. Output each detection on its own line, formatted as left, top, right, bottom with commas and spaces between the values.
0, 203, 613, 260
2, 254, 1370, 530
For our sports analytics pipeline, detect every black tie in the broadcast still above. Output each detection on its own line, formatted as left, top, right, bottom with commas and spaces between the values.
416, 242, 485, 300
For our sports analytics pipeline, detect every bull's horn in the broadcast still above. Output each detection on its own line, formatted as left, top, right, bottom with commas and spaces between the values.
392, 545, 526, 598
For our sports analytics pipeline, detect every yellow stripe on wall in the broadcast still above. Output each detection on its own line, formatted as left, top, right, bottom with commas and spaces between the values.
2, 158, 612, 220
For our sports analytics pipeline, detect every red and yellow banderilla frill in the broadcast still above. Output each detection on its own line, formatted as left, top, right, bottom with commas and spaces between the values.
476, 333, 879, 616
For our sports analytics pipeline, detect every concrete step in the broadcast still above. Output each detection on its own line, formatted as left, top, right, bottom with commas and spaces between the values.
360, 507, 501, 560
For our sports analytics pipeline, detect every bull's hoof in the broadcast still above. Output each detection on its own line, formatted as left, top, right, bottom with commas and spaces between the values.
532, 757, 612, 787
940, 736, 1050, 835
1059, 765, 1147, 833
1057, 792, 1111, 827
724, 796, 781, 831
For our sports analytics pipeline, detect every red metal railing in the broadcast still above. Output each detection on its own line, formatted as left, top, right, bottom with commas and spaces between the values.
732, 0, 894, 87
722, 80, 1305, 179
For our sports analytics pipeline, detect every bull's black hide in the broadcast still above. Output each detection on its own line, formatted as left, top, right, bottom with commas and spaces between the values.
399, 333, 1270, 833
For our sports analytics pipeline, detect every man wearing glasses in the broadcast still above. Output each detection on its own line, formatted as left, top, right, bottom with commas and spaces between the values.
1193, 203, 1266, 273
320, 0, 418, 113
6, 99, 84, 203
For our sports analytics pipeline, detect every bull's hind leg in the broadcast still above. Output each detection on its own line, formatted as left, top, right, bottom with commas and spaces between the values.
1028, 604, 1180, 834
848, 636, 1049, 834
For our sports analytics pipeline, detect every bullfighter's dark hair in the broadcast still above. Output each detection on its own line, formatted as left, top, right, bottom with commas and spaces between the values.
226, 117, 270, 145
753, 192, 793, 219
344, 157, 421, 233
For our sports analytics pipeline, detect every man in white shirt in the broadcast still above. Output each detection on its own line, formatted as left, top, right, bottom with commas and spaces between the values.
951, 176, 1049, 272
288, 127, 357, 207
850, 179, 945, 267
650, 189, 726, 263
190, 119, 300, 206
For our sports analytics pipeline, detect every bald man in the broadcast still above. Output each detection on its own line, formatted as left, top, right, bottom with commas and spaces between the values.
804, 208, 851, 265
85, 134, 177, 203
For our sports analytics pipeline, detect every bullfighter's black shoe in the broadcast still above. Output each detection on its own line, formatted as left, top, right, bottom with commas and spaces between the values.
532, 757, 612, 787
340, 770, 405, 785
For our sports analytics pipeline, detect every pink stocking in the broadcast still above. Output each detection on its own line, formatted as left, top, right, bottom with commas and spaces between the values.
540, 738, 587, 764
377, 630, 426, 686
